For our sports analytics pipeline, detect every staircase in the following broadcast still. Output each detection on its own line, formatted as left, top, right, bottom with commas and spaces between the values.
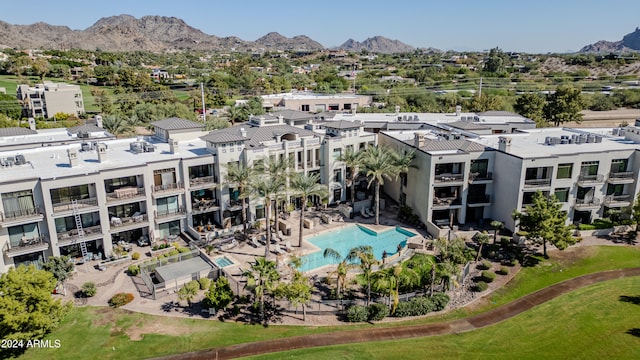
71, 200, 88, 261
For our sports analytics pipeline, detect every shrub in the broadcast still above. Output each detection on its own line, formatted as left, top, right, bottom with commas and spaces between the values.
477, 260, 491, 270
127, 264, 140, 276
131, 252, 140, 260
411, 296, 435, 315
198, 277, 211, 290
508, 258, 519, 267
500, 237, 511, 247
481, 270, 496, 283
430, 293, 450, 311
81, 282, 97, 297
367, 303, 389, 321
171, 241, 181, 249
473, 281, 489, 292
168, 249, 180, 257
394, 301, 415, 317
346, 305, 369, 322
109, 292, 134, 307
178, 247, 190, 253
496, 267, 510, 275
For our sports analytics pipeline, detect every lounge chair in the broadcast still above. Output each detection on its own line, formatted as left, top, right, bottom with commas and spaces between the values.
284, 241, 293, 252
271, 244, 286, 255
258, 235, 267, 245
360, 208, 370, 218
250, 237, 260, 248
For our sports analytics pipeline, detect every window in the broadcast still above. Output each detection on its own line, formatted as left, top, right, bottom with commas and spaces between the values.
554, 188, 569, 202
332, 148, 342, 160
470, 159, 489, 177
580, 161, 599, 176
153, 168, 176, 186
8, 223, 39, 246
328, 104, 339, 111
606, 184, 625, 196
156, 196, 178, 216
400, 173, 408, 187
334, 169, 342, 183
50, 184, 90, 204
610, 159, 629, 173
556, 163, 573, 179
105, 176, 138, 192
255, 205, 265, 219
344, 103, 352, 110
2, 190, 36, 215
301, 104, 310, 112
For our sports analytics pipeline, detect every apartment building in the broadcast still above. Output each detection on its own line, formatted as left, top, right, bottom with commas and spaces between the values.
17, 81, 85, 119
261, 92, 372, 113
0, 116, 375, 272
380, 126, 640, 236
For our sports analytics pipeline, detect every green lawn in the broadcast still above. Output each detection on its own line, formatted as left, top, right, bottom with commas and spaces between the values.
19, 246, 640, 360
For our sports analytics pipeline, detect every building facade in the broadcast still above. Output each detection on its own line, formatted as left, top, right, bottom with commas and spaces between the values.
17, 82, 85, 119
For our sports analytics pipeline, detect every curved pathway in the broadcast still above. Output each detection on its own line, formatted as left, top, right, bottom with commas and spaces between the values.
155, 268, 640, 360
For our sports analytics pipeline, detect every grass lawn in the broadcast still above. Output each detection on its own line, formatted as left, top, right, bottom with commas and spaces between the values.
20, 246, 640, 360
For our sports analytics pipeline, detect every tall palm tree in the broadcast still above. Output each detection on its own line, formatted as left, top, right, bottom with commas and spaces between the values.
290, 173, 328, 247
250, 176, 284, 258
243, 257, 280, 324
322, 248, 354, 300
346, 245, 377, 305
393, 149, 416, 205
338, 148, 363, 205
372, 263, 419, 314
361, 146, 400, 225
226, 105, 249, 125
102, 114, 132, 137
405, 253, 438, 296
264, 155, 292, 232
224, 162, 255, 241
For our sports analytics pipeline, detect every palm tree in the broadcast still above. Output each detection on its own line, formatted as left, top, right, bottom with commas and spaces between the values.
436, 260, 459, 291
279, 270, 312, 322
490, 220, 504, 244
405, 253, 438, 296
177, 281, 199, 308
361, 146, 400, 225
290, 173, 329, 247
346, 245, 377, 305
243, 257, 280, 324
393, 149, 416, 204
102, 114, 132, 137
475, 232, 491, 261
322, 248, 354, 300
372, 263, 419, 314
250, 176, 284, 258
338, 148, 363, 205
226, 105, 249, 125
224, 162, 255, 241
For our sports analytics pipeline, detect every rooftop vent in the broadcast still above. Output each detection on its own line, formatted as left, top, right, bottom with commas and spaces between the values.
14, 154, 26, 165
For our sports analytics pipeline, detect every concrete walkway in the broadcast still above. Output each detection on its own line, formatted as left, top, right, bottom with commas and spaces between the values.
154, 267, 640, 360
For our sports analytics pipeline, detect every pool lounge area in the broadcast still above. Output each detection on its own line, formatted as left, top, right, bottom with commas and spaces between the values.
299, 224, 416, 272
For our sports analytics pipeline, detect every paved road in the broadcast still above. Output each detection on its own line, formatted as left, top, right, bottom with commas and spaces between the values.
154, 267, 640, 360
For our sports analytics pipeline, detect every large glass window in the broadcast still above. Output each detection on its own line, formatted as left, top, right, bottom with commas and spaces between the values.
158, 220, 181, 239
104, 176, 138, 192
2, 190, 35, 215
153, 168, 176, 186
50, 184, 90, 204
108, 203, 141, 218
188, 165, 212, 179
554, 188, 569, 202
556, 163, 573, 179
8, 223, 39, 246
470, 159, 489, 176
610, 159, 629, 173
580, 161, 599, 176
156, 196, 178, 216
55, 212, 99, 232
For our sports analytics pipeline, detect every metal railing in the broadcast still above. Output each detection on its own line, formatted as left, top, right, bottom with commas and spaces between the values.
105, 187, 145, 202
0, 206, 43, 222
152, 182, 184, 193
523, 178, 552, 187
467, 194, 491, 204
604, 195, 631, 206
57, 225, 102, 242
155, 206, 186, 219
192, 199, 220, 212
110, 214, 148, 227
52, 198, 98, 213
468, 172, 493, 182
577, 174, 604, 183
607, 172, 634, 181
4, 235, 49, 255
574, 198, 601, 208
432, 196, 461, 206
189, 176, 218, 187
434, 174, 464, 183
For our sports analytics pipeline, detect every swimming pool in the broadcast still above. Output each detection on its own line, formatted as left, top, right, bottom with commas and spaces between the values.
214, 256, 234, 268
299, 225, 416, 272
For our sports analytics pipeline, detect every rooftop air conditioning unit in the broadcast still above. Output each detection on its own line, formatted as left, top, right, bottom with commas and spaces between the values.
14, 154, 26, 165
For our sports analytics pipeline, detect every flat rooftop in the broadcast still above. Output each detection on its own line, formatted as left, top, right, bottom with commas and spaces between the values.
155, 256, 214, 282
262, 92, 365, 100
0, 135, 210, 183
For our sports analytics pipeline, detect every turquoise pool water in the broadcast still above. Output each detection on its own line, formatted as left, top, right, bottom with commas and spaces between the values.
299, 225, 416, 272
214, 256, 234, 268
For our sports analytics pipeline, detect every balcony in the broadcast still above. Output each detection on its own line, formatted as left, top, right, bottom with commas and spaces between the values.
106, 187, 146, 203
577, 174, 604, 185
110, 213, 148, 230
226, 199, 243, 211
603, 195, 631, 207
192, 199, 220, 214
468, 172, 493, 183
432, 196, 462, 209
607, 172, 634, 184
155, 207, 187, 223
523, 178, 552, 188
57, 225, 103, 246
467, 194, 491, 206
306, 160, 321, 169
4, 235, 49, 257
52, 198, 99, 214
434, 174, 464, 183
0, 206, 44, 226
151, 182, 184, 197
189, 176, 218, 188
574, 198, 601, 210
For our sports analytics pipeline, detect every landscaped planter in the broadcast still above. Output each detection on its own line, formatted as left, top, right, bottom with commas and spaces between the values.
149, 245, 175, 257
100, 255, 131, 268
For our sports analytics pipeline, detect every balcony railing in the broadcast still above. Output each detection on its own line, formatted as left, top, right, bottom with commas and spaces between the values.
189, 176, 218, 187
604, 195, 631, 207
226, 199, 243, 209
4, 235, 49, 256
52, 198, 98, 213
0, 206, 43, 222
467, 194, 491, 204
192, 199, 220, 213
574, 198, 601, 209
152, 182, 184, 193
523, 178, 552, 187
434, 174, 464, 183
110, 213, 148, 227
106, 187, 145, 202
432, 196, 461, 206
577, 174, 604, 184
468, 172, 493, 182
607, 172, 634, 183
155, 206, 187, 219
57, 225, 102, 244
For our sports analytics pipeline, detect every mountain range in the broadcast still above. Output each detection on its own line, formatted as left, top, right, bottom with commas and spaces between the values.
0, 14, 417, 54
580, 27, 640, 53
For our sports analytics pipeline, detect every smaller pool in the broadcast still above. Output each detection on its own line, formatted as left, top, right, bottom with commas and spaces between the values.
214, 256, 234, 268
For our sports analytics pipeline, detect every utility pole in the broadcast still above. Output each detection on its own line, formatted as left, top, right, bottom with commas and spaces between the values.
479, 77, 483, 98
201, 82, 206, 122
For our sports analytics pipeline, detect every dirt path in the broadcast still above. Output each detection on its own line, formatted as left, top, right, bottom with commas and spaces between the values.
153, 267, 640, 360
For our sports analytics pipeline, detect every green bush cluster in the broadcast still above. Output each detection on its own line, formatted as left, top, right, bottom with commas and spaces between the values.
346, 305, 369, 322
477, 261, 492, 270
109, 292, 134, 307
151, 243, 171, 251
81, 282, 97, 297
131, 252, 141, 260
481, 270, 496, 283
473, 281, 489, 292
178, 247, 190, 253
496, 267, 510, 275
367, 303, 390, 321
128, 264, 140, 276
198, 277, 211, 290
394, 295, 449, 318
168, 249, 180, 256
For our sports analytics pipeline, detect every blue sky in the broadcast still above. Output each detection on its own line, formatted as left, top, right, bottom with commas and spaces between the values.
2, 0, 640, 53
